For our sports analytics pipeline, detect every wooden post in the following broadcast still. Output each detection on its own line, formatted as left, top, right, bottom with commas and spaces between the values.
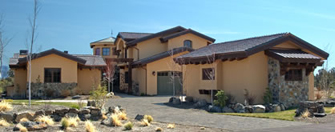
128, 60, 133, 94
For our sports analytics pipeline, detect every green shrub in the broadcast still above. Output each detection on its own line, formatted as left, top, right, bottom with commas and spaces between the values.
263, 87, 273, 104
226, 93, 235, 104
124, 121, 133, 130
213, 90, 228, 107
70, 104, 80, 109
90, 85, 108, 108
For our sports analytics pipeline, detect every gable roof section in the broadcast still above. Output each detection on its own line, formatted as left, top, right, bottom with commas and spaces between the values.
160, 29, 216, 42
132, 47, 193, 67
91, 37, 115, 44
126, 26, 186, 46
265, 49, 322, 64
174, 33, 329, 64
117, 32, 153, 42
10, 49, 106, 67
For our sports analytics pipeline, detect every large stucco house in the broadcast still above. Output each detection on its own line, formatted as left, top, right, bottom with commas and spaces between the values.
7, 26, 328, 107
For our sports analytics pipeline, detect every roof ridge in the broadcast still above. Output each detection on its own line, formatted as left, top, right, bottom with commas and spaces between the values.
119, 32, 153, 34
214, 32, 289, 45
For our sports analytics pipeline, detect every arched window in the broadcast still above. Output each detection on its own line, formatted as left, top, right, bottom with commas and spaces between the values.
184, 40, 192, 48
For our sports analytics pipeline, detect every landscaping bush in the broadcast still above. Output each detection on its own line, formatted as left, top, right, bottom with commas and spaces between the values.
19, 118, 29, 122
110, 114, 122, 127
330, 107, 335, 114
140, 119, 150, 126
17, 124, 27, 132
61, 118, 70, 129
119, 111, 127, 120
85, 120, 96, 132
301, 110, 310, 118
0, 119, 10, 127
60, 89, 71, 97
90, 85, 108, 108
213, 90, 228, 107
36, 115, 54, 126
226, 93, 235, 105
244, 89, 256, 105
124, 121, 133, 130
0, 100, 13, 112
167, 123, 175, 129
144, 115, 153, 123
263, 87, 273, 104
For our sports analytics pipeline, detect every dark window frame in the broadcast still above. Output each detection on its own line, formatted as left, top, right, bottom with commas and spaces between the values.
285, 69, 302, 81
44, 68, 61, 83
184, 40, 192, 48
102, 47, 110, 56
202, 68, 215, 80
95, 48, 101, 55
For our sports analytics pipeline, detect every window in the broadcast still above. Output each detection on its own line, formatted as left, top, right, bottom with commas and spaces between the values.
125, 72, 129, 83
102, 48, 110, 56
44, 68, 61, 83
202, 68, 215, 80
285, 69, 302, 81
184, 40, 192, 48
95, 48, 100, 55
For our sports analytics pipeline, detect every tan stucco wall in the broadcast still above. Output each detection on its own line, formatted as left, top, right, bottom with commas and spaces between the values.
136, 37, 167, 60
273, 41, 300, 49
184, 51, 268, 103
9, 68, 27, 96
132, 66, 147, 94
77, 68, 101, 94
146, 52, 187, 95
93, 45, 117, 58
28, 54, 78, 83
167, 33, 210, 50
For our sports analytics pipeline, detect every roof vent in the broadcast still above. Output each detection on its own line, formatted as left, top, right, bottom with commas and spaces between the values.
19, 50, 28, 55
64, 51, 68, 54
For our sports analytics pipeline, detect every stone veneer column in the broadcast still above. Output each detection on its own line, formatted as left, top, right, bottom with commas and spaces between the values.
268, 57, 309, 108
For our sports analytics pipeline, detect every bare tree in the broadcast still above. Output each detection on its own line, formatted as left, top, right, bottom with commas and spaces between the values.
104, 59, 117, 92
27, 0, 40, 106
0, 14, 11, 79
204, 46, 217, 104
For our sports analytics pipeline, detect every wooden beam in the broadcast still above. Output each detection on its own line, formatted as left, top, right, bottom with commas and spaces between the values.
229, 58, 236, 61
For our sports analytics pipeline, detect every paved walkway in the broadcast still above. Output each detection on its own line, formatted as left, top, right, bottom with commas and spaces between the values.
106, 94, 309, 131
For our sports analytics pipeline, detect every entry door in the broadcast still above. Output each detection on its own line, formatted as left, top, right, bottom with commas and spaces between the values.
157, 71, 182, 95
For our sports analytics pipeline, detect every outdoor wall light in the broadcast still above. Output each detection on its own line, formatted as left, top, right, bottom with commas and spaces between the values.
152, 71, 156, 76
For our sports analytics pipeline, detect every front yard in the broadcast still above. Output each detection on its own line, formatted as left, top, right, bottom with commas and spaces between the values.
219, 107, 333, 121
5, 99, 83, 109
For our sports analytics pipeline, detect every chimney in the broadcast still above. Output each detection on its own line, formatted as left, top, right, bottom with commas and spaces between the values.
19, 50, 28, 58
64, 51, 68, 54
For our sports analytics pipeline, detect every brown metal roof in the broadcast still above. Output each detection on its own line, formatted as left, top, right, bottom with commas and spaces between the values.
9, 49, 106, 67
175, 33, 329, 64
265, 49, 322, 63
118, 32, 153, 42
132, 47, 193, 67
160, 29, 216, 42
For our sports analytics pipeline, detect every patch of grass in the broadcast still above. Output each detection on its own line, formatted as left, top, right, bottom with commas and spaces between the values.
301, 110, 310, 118
221, 107, 333, 121
167, 123, 175, 129
0, 119, 10, 127
68, 117, 79, 127
19, 118, 29, 122
124, 121, 133, 130
17, 124, 27, 132
61, 118, 70, 129
10, 100, 85, 108
330, 107, 335, 114
85, 120, 96, 132
36, 115, 54, 126
119, 111, 127, 120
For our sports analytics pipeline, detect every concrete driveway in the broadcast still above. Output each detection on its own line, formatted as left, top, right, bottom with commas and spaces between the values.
105, 94, 308, 131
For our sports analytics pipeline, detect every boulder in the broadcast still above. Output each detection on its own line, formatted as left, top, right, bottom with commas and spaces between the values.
54, 108, 69, 115
15, 121, 48, 131
65, 113, 78, 118
194, 99, 207, 108
208, 105, 221, 113
245, 106, 254, 113
106, 92, 114, 98
233, 103, 245, 113
172, 98, 181, 105
68, 108, 79, 114
222, 106, 234, 113
279, 103, 286, 111
253, 105, 266, 113
79, 109, 90, 115
78, 114, 91, 121
169, 97, 178, 103
44, 110, 54, 115
0, 112, 14, 123
185, 96, 194, 103
273, 104, 281, 112
314, 113, 327, 117
33, 110, 45, 119
15, 111, 35, 123
52, 114, 62, 122
72, 95, 81, 99
135, 114, 144, 121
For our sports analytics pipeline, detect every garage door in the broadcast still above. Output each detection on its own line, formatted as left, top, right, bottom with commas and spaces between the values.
157, 71, 182, 95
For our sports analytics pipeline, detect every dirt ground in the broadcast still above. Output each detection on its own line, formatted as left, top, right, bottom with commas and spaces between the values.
0, 119, 227, 132
295, 113, 335, 124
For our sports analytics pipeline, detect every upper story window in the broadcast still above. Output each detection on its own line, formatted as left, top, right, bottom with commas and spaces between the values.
202, 68, 215, 80
95, 48, 101, 55
44, 68, 61, 83
285, 69, 302, 81
184, 40, 192, 48
102, 48, 110, 56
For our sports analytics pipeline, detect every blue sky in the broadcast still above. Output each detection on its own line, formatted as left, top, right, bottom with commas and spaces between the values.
0, 0, 334, 72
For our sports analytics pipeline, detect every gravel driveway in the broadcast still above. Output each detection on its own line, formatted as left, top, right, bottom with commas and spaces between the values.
105, 94, 309, 131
